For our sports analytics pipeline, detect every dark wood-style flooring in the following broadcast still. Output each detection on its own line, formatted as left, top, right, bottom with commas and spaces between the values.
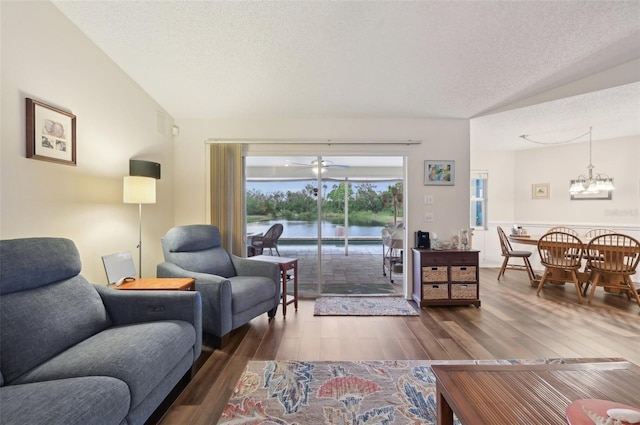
152, 267, 640, 425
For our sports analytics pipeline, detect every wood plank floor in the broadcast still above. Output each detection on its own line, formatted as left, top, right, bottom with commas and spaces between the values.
152, 267, 640, 425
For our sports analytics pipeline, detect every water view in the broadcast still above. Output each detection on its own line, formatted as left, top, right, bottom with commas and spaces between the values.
248, 219, 384, 239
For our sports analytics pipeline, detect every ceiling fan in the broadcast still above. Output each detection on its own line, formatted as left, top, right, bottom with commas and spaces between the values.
286, 159, 349, 174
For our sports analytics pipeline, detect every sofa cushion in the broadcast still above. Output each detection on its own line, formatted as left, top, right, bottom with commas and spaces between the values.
168, 247, 237, 278
0, 276, 110, 384
0, 237, 81, 295
229, 276, 277, 313
0, 376, 129, 425
12, 320, 196, 409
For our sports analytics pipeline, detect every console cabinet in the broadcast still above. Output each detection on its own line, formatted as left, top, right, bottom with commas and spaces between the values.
412, 248, 480, 307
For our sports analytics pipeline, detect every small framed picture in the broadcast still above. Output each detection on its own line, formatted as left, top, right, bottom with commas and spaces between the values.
424, 160, 455, 186
26, 98, 76, 166
532, 183, 550, 199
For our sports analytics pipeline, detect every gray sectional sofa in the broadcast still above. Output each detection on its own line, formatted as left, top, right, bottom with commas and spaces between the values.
0, 237, 203, 425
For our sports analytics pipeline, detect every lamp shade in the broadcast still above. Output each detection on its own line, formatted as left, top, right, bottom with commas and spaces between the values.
123, 176, 156, 204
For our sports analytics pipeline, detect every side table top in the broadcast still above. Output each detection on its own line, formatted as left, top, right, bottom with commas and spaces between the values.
115, 277, 195, 290
248, 255, 298, 265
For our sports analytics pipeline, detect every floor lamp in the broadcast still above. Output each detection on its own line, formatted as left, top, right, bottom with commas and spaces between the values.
123, 176, 156, 278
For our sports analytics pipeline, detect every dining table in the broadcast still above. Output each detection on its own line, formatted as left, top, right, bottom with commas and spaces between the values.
508, 233, 636, 295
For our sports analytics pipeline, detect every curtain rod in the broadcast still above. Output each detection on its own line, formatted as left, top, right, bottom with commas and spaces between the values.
206, 138, 421, 145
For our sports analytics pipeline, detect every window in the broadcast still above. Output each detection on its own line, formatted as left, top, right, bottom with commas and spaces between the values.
470, 171, 488, 229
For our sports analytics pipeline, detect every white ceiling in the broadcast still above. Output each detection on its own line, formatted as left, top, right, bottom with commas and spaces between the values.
52, 1, 640, 151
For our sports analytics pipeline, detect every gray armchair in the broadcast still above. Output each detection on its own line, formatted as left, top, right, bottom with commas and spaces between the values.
157, 225, 280, 346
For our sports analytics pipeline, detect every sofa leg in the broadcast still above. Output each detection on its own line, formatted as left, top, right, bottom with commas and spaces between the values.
202, 332, 229, 349
268, 306, 278, 321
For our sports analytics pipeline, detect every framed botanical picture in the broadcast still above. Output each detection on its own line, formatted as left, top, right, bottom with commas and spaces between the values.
532, 183, 550, 199
26, 98, 76, 166
424, 160, 455, 186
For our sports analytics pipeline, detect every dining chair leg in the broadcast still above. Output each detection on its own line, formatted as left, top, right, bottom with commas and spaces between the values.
536, 269, 550, 296
497, 257, 509, 280
587, 273, 602, 304
523, 257, 535, 282
622, 276, 640, 307
570, 271, 583, 303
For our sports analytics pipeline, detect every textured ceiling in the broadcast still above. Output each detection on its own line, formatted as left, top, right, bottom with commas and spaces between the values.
52, 1, 640, 150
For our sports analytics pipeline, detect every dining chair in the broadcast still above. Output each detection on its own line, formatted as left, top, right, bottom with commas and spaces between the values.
536, 231, 585, 302
496, 226, 535, 283
586, 233, 640, 308
547, 226, 580, 237
583, 228, 615, 239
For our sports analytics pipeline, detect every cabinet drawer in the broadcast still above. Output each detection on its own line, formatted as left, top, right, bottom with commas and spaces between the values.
422, 266, 447, 282
423, 283, 449, 300
451, 283, 477, 299
420, 253, 451, 265
452, 253, 478, 265
450, 266, 476, 282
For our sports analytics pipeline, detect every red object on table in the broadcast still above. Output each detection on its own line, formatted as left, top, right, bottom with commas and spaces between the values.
566, 399, 640, 425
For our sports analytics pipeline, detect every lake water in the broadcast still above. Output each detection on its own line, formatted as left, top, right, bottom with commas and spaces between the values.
248, 219, 383, 238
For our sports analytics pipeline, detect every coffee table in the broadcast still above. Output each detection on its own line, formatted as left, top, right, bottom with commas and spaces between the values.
432, 361, 640, 425
114, 277, 195, 291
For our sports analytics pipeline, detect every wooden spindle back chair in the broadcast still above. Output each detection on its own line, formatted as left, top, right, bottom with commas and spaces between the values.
586, 233, 640, 307
536, 231, 585, 302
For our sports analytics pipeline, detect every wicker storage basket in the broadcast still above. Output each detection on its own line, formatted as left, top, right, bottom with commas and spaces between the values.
422, 266, 447, 282
423, 283, 448, 300
450, 266, 476, 282
451, 283, 477, 299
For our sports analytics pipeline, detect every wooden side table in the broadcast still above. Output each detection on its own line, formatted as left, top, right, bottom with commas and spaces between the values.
114, 277, 195, 291
247, 255, 298, 317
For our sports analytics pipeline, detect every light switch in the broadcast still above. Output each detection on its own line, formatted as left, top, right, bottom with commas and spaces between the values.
424, 195, 434, 204
425, 212, 434, 222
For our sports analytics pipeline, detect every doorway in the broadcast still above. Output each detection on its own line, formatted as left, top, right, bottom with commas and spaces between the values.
245, 155, 405, 297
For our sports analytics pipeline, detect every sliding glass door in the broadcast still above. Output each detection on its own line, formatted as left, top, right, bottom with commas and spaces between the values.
245, 155, 405, 297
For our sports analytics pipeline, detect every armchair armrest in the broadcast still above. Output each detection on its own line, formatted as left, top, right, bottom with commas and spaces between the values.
93, 285, 202, 358
232, 255, 280, 283
157, 261, 233, 337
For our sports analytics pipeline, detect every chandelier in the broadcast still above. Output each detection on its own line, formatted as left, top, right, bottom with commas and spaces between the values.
568, 127, 614, 194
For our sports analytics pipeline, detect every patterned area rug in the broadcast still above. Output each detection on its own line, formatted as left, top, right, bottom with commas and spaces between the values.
218, 358, 619, 424
313, 296, 419, 316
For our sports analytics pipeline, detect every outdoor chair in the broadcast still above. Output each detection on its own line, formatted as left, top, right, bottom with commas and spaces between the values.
496, 226, 535, 283
251, 223, 284, 256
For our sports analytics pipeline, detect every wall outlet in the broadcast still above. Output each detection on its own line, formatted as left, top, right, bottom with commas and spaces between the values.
424, 212, 434, 222
424, 194, 434, 204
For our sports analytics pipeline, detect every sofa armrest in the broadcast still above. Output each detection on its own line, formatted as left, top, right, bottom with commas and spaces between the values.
157, 262, 233, 337
93, 284, 202, 358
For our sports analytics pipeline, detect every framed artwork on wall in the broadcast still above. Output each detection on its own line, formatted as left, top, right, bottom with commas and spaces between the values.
532, 183, 550, 199
26, 98, 76, 166
424, 160, 455, 186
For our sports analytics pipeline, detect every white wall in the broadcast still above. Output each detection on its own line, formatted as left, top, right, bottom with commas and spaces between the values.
173, 117, 472, 285
1, 1, 176, 282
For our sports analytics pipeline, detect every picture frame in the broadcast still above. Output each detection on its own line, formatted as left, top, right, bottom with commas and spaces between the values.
26, 98, 76, 166
570, 180, 613, 200
424, 160, 455, 186
532, 183, 550, 199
